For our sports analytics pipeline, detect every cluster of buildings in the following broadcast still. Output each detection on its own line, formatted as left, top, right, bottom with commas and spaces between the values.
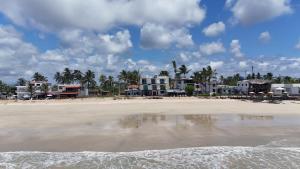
16, 81, 88, 100
125, 75, 300, 97
13, 76, 300, 100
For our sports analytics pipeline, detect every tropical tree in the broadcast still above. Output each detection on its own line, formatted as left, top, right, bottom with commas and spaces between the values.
83, 70, 96, 89
62, 68, 73, 84
41, 83, 49, 97
159, 70, 169, 76
73, 70, 83, 84
27, 83, 35, 99
54, 72, 62, 84
179, 64, 191, 78
33, 72, 47, 81
264, 72, 273, 80
16, 78, 27, 86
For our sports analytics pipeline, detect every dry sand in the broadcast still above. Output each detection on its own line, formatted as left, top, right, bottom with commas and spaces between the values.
0, 97, 300, 152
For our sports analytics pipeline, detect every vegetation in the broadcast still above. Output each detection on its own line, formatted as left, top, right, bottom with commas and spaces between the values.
185, 85, 195, 96
33, 72, 47, 81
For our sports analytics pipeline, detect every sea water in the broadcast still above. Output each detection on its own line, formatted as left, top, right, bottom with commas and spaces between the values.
1, 145, 300, 169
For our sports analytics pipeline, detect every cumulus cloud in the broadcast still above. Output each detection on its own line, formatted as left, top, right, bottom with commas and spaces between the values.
202, 22, 226, 37
210, 61, 224, 69
259, 31, 271, 43
140, 23, 194, 49
226, 0, 293, 25
0, 25, 38, 81
199, 41, 226, 56
0, 0, 206, 32
295, 40, 300, 50
0, 24, 136, 82
230, 40, 244, 59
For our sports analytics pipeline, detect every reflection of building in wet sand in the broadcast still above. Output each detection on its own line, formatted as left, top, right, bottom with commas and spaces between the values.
118, 114, 216, 129
240, 115, 274, 120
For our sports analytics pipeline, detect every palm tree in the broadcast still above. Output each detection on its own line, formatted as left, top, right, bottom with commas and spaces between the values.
16, 78, 27, 86
33, 72, 47, 81
159, 71, 169, 77
179, 65, 191, 78
83, 70, 96, 89
62, 68, 73, 84
54, 72, 62, 84
73, 70, 83, 84
41, 83, 49, 97
172, 60, 180, 89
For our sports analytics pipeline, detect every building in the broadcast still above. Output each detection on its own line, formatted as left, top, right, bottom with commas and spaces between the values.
140, 76, 170, 96
16, 81, 50, 99
271, 84, 300, 96
194, 79, 218, 95
125, 85, 140, 96
237, 80, 271, 95
216, 85, 237, 95
57, 84, 83, 98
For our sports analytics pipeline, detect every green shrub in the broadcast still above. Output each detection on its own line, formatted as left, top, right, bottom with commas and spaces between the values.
185, 85, 195, 96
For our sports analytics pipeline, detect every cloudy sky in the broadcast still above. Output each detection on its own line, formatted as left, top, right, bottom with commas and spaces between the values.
0, 0, 300, 83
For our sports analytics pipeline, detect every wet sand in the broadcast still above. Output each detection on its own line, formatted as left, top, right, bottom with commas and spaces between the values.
1, 98, 300, 152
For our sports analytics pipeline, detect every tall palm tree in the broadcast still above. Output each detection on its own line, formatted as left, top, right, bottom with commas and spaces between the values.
73, 70, 83, 84
62, 68, 73, 84
159, 70, 169, 77
179, 65, 191, 78
54, 72, 62, 84
83, 70, 96, 89
172, 60, 180, 89
16, 78, 27, 86
41, 83, 49, 97
33, 72, 47, 81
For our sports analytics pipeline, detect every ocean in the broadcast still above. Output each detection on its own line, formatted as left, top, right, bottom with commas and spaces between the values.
1, 145, 300, 169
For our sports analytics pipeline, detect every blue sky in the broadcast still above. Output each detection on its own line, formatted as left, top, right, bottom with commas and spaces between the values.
0, 0, 300, 83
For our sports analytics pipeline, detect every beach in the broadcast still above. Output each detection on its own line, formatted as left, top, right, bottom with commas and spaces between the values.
1, 98, 300, 168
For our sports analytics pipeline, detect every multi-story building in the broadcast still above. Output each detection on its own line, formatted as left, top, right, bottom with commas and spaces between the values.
140, 76, 170, 96
237, 79, 271, 95
271, 84, 300, 96
16, 81, 50, 99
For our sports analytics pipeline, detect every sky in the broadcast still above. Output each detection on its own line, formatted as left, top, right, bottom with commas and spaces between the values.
0, 0, 300, 83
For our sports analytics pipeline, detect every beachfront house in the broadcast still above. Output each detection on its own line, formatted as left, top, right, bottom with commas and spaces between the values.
271, 84, 300, 96
140, 76, 170, 96
16, 81, 50, 99
56, 84, 84, 98
216, 85, 237, 95
237, 80, 271, 95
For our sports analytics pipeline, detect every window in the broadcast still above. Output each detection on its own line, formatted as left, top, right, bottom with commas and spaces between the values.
160, 85, 166, 91
142, 79, 147, 85
152, 85, 157, 90
160, 79, 165, 84
151, 79, 156, 84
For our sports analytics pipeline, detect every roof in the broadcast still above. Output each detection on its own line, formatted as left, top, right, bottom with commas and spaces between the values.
248, 79, 271, 85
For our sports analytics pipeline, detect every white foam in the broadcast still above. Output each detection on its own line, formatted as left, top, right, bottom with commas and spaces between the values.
1, 147, 300, 169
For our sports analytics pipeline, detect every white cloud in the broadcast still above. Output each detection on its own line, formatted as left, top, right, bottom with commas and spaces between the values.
295, 40, 300, 50
230, 39, 244, 59
140, 23, 193, 49
227, 0, 292, 25
210, 61, 224, 69
199, 41, 226, 56
0, 24, 135, 82
202, 22, 226, 37
259, 31, 271, 43
0, 0, 206, 32
239, 61, 248, 69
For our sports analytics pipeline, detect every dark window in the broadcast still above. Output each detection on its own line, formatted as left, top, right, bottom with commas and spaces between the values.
142, 79, 147, 84
160, 85, 166, 91
143, 85, 148, 90
160, 79, 165, 84
152, 85, 157, 90
151, 79, 156, 84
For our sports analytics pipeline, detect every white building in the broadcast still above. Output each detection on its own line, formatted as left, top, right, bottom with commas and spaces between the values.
271, 84, 300, 96
237, 80, 250, 94
194, 79, 218, 94
140, 76, 170, 96
16, 81, 50, 99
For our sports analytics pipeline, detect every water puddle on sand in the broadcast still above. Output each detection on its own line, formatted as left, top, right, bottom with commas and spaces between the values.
1, 114, 300, 168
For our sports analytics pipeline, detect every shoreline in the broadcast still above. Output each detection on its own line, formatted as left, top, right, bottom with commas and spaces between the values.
1, 97, 300, 115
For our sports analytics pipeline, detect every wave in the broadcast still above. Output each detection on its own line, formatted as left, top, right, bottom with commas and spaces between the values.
1, 147, 300, 169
